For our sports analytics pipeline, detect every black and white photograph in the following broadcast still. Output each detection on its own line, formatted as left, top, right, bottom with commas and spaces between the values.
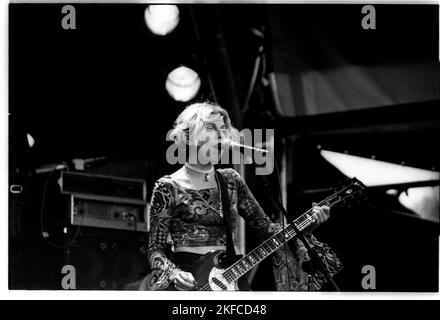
7, 1, 439, 296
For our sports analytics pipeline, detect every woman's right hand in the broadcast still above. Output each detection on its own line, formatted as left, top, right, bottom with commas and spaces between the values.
170, 269, 196, 290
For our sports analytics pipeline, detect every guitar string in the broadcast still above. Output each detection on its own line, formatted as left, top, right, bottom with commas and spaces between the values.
222, 215, 315, 283
198, 198, 332, 290
197, 215, 316, 291
198, 187, 362, 290
220, 198, 331, 280
197, 216, 314, 291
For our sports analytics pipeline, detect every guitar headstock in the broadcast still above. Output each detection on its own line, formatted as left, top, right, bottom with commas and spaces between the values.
322, 177, 367, 208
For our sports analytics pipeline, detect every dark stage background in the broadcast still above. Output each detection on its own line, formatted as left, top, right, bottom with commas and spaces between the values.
9, 4, 439, 291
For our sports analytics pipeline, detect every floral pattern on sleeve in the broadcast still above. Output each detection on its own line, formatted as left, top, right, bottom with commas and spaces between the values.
146, 180, 179, 290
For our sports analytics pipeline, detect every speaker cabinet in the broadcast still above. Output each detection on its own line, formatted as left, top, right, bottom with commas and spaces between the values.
65, 227, 149, 290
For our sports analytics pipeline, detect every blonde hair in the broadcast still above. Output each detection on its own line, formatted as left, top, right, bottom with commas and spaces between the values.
169, 102, 233, 148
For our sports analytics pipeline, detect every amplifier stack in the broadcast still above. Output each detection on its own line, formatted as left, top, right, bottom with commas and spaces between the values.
60, 171, 149, 232
59, 171, 150, 289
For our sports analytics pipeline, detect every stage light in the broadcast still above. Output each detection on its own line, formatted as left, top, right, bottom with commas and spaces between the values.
398, 186, 439, 222
144, 5, 180, 36
165, 66, 201, 102
320, 149, 439, 186
321, 149, 439, 222
26, 133, 35, 148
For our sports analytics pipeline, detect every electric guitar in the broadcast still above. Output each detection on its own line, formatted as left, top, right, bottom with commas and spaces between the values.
192, 177, 366, 291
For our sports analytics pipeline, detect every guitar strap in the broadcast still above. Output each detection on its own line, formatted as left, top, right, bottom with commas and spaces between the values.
215, 170, 250, 290
215, 170, 237, 262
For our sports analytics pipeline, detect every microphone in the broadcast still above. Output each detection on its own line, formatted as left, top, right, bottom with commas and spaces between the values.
35, 156, 108, 173
224, 139, 269, 154
35, 163, 68, 174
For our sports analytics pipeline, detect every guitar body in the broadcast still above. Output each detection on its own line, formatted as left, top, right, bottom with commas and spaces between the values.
192, 250, 238, 291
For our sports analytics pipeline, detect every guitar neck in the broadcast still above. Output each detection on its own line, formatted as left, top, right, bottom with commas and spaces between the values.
217, 177, 365, 287
222, 212, 315, 284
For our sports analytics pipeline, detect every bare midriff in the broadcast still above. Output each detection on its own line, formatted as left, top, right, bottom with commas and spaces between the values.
175, 245, 242, 255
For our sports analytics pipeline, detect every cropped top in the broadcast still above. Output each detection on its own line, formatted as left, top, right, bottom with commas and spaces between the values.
147, 168, 278, 262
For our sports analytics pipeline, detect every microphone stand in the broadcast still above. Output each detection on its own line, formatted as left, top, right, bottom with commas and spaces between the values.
249, 162, 340, 291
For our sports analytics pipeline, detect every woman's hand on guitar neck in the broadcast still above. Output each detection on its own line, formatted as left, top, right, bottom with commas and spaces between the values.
307, 202, 330, 232
170, 269, 196, 290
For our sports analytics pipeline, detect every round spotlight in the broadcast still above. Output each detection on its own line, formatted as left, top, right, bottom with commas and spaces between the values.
165, 66, 201, 102
144, 5, 180, 36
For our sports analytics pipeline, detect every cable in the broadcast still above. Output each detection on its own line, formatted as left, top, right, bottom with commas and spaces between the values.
68, 212, 85, 246
39, 165, 84, 249
273, 158, 284, 208
39, 168, 64, 249
273, 157, 293, 290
